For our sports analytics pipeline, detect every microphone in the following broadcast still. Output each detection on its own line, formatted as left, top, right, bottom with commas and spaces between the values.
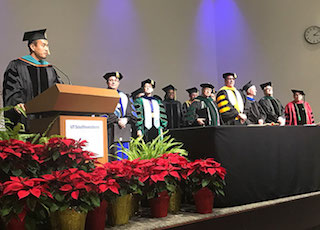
52, 65, 72, 85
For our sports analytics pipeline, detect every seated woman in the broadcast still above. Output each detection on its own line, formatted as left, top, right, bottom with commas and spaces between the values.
285, 89, 314, 125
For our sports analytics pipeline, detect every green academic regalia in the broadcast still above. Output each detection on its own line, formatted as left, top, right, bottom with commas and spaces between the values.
134, 96, 167, 142
185, 96, 220, 127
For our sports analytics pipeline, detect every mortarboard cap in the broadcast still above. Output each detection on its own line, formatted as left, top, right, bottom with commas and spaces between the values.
200, 83, 215, 89
260, 82, 272, 90
186, 87, 198, 94
153, 95, 162, 101
242, 81, 253, 92
162, 84, 176, 92
23, 29, 47, 44
103, 72, 123, 81
141, 78, 156, 88
223, 72, 237, 79
291, 89, 305, 95
131, 88, 144, 98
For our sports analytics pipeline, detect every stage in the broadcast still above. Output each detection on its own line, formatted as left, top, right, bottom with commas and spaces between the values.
109, 191, 320, 230
169, 125, 320, 207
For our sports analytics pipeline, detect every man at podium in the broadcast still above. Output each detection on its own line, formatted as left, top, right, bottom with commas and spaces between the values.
102, 72, 137, 160
2, 29, 62, 129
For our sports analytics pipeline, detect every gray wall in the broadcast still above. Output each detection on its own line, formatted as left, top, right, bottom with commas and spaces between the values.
0, 0, 319, 121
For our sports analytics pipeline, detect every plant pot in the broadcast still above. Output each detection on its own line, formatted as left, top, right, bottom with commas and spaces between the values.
108, 194, 132, 226
6, 217, 26, 230
149, 191, 170, 218
85, 199, 108, 230
50, 211, 60, 230
130, 194, 140, 217
193, 187, 214, 214
169, 187, 182, 213
55, 209, 87, 230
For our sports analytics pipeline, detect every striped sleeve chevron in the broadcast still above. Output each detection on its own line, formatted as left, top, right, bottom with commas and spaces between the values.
216, 90, 239, 122
159, 100, 168, 128
134, 97, 144, 132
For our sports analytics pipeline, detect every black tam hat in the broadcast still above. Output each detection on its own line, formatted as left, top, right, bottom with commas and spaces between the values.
162, 84, 176, 92
200, 83, 215, 89
103, 72, 123, 81
260, 82, 272, 90
223, 72, 237, 79
186, 87, 198, 94
242, 81, 253, 92
23, 29, 47, 45
141, 79, 156, 88
291, 89, 305, 95
131, 88, 144, 99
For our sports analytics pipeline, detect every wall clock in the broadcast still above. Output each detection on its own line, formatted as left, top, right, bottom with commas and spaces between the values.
304, 26, 320, 44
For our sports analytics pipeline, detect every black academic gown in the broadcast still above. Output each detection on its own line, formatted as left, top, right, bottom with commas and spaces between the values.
182, 100, 193, 127
244, 98, 267, 124
216, 88, 248, 125
3, 58, 62, 130
185, 96, 221, 127
105, 91, 137, 148
162, 99, 182, 129
258, 96, 284, 123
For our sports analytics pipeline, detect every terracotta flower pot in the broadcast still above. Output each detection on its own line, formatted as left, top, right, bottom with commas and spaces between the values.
6, 217, 25, 230
169, 187, 181, 213
193, 187, 214, 214
108, 194, 132, 226
85, 199, 108, 230
149, 191, 170, 218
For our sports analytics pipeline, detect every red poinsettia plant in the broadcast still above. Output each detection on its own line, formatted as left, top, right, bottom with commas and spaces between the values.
134, 154, 185, 200
103, 159, 145, 200
44, 168, 103, 213
186, 158, 226, 196
87, 166, 121, 202
0, 139, 44, 181
40, 137, 97, 174
0, 176, 53, 229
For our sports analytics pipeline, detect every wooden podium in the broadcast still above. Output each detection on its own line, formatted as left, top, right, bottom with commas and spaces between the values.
26, 84, 120, 163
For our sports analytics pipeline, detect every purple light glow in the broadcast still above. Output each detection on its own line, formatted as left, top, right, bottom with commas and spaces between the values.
191, 0, 218, 86
213, 0, 258, 87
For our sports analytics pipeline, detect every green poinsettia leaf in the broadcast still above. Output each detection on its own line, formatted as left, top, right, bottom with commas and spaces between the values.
11, 168, 22, 177
90, 195, 100, 208
202, 178, 210, 188
52, 151, 60, 161
49, 203, 60, 213
0, 206, 12, 217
